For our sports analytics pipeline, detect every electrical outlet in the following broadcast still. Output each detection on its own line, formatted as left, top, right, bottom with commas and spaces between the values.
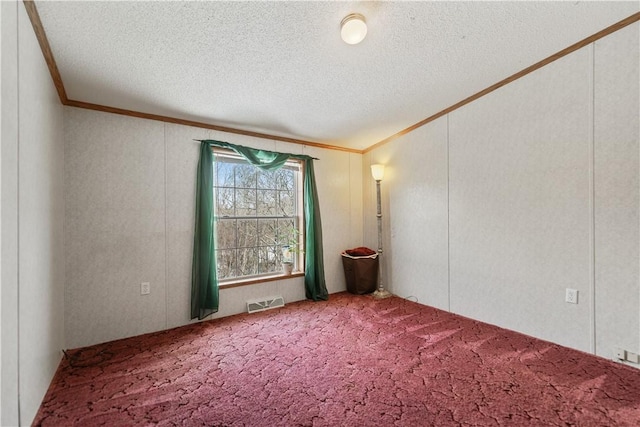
565, 288, 578, 304
141, 282, 150, 295
614, 346, 626, 361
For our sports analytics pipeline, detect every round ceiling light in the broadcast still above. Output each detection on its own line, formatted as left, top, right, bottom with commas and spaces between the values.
341, 13, 367, 45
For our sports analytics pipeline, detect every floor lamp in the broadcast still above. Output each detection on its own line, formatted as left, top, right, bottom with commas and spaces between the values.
371, 164, 392, 299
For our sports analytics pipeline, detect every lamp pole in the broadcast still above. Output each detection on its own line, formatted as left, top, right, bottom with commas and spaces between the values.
371, 165, 391, 299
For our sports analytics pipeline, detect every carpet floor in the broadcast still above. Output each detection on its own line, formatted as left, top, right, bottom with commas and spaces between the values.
33, 292, 640, 426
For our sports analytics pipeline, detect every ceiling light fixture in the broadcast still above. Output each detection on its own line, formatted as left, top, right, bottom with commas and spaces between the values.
341, 13, 367, 45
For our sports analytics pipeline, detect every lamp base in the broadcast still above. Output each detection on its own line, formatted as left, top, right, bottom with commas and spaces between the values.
372, 289, 392, 299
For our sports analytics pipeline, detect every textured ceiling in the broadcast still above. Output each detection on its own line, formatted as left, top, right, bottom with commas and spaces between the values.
35, 1, 639, 150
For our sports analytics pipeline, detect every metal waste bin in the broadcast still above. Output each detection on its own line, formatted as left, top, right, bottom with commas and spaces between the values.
341, 252, 378, 295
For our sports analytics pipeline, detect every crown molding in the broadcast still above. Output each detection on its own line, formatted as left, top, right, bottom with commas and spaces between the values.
22, 1, 638, 155
23, 0, 68, 103
364, 12, 640, 154
64, 100, 362, 154
21, 0, 362, 155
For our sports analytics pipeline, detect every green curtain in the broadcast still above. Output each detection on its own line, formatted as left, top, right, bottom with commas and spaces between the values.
192, 139, 329, 306
303, 159, 328, 301
191, 141, 219, 320
207, 140, 290, 171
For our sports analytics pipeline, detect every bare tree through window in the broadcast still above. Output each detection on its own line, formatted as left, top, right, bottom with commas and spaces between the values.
213, 151, 303, 280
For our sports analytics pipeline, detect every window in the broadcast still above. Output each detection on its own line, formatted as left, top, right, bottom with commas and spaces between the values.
213, 149, 304, 282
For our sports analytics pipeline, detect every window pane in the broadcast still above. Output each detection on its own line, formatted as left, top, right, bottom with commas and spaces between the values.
278, 191, 295, 216
258, 219, 277, 246
235, 164, 256, 188
216, 219, 236, 249
216, 249, 236, 279
216, 162, 235, 188
216, 188, 235, 217
258, 246, 278, 273
212, 151, 303, 281
237, 248, 258, 276
257, 170, 277, 190
277, 219, 295, 245
276, 169, 294, 191
237, 219, 257, 248
236, 189, 256, 216
257, 190, 277, 216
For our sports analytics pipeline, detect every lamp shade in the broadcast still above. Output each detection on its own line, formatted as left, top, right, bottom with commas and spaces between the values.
341, 14, 367, 45
371, 164, 385, 181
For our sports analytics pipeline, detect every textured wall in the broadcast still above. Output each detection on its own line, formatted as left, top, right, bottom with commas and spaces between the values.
593, 24, 640, 360
1, 2, 20, 424
18, 2, 66, 420
1, 2, 66, 425
365, 22, 639, 361
363, 120, 450, 311
64, 108, 363, 348
64, 111, 166, 346
448, 47, 592, 352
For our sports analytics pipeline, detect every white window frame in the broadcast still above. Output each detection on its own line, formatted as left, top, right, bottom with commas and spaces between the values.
212, 148, 304, 285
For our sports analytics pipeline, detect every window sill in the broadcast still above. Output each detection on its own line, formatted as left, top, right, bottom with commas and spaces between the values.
219, 272, 304, 290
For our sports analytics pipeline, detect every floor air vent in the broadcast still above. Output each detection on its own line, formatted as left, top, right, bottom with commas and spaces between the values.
247, 296, 285, 314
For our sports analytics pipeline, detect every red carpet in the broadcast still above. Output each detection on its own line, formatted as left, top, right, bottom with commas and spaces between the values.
34, 292, 640, 426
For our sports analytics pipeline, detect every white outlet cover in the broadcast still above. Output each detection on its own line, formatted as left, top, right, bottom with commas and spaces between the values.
141, 282, 150, 295
565, 288, 578, 304
626, 351, 640, 364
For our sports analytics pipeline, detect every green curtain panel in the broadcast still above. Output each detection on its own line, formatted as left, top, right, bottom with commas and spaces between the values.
191, 141, 219, 320
303, 159, 328, 301
192, 140, 329, 308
